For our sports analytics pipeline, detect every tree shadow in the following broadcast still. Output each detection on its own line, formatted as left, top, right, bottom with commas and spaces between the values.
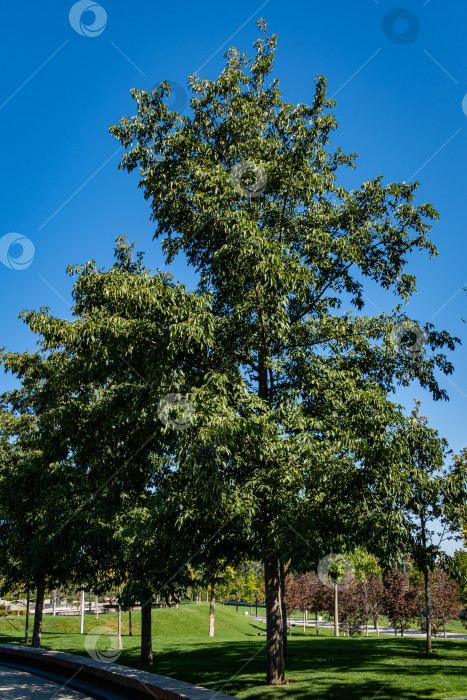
127, 636, 467, 698
1, 631, 465, 698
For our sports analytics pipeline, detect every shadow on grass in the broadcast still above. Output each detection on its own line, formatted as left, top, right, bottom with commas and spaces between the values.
134, 636, 467, 699
0, 632, 23, 644
1, 631, 465, 699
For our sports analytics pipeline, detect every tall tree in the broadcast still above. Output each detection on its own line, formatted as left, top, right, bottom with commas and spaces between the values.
0, 357, 86, 648
110, 20, 457, 683
401, 400, 466, 652
11, 237, 219, 664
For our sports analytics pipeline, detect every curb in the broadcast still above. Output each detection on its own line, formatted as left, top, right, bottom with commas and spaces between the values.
0, 643, 237, 699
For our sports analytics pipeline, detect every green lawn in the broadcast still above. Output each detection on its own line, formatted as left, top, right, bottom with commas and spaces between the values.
0, 603, 465, 698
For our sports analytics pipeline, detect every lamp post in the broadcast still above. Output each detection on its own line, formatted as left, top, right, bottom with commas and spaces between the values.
80, 587, 85, 634
25, 587, 30, 644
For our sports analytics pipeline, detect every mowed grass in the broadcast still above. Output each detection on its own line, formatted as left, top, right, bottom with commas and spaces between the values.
0, 603, 466, 698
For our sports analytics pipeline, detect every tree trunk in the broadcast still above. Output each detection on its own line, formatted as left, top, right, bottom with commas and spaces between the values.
140, 596, 153, 665
264, 558, 285, 685
424, 565, 432, 653
25, 588, 30, 644
419, 513, 432, 653
208, 583, 215, 637
443, 624, 446, 639
117, 585, 122, 650
374, 616, 379, 637
235, 591, 239, 613
333, 582, 339, 637
95, 594, 99, 619
31, 577, 45, 648
303, 609, 306, 633
315, 611, 319, 636
129, 607, 132, 636
52, 589, 56, 616
279, 560, 288, 658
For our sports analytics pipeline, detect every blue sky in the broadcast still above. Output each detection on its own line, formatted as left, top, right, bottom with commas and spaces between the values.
1, 1, 466, 551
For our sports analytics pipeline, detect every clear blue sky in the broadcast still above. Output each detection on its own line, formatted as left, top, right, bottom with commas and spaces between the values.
1, 1, 466, 551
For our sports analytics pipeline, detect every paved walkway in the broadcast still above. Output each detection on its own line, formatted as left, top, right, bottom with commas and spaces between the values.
250, 615, 467, 640
0, 666, 94, 699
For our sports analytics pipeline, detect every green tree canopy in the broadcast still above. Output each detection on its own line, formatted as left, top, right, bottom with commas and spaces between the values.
108, 19, 458, 684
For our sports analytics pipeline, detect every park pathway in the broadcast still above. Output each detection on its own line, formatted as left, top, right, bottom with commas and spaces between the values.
249, 615, 467, 640
0, 665, 94, 699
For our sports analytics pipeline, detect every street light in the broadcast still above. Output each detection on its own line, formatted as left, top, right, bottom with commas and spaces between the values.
25, 586, 30, 644
80, 586, 85, 634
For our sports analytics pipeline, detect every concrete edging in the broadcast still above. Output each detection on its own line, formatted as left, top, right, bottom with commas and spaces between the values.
0, 643, 236, 700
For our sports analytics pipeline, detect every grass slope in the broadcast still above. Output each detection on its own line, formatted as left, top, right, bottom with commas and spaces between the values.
0, 603, 465, 698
